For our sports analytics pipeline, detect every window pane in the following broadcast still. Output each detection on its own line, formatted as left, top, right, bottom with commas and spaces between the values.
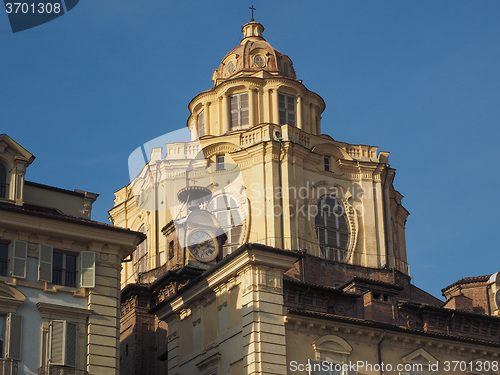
0, 243, 8, 277
0, 315, 4, 359
0, 164, 7, 199
198, 110, 205, 136
241, 109, 249, 126
315, 196, 349, 262
239, 93, 248, 108
279, 109, 286, 125
65, 254, 77, 287
53, 252, 63, 286
230, 93, 248, 128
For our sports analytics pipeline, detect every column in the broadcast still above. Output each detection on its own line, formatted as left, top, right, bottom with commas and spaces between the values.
263, 88, 271, 123
248, 89, 255, 127
311, 105, 317, 135
296, 96, 303, 130
222, 94, 230, 134
272, 89, 280, 125
203, 102, 210, 135
191, 122, 198, 141
240, 262, 293, 375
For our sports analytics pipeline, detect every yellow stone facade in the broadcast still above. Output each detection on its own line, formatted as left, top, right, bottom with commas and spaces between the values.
111, 20, 409, 288
113, 20, 500, 375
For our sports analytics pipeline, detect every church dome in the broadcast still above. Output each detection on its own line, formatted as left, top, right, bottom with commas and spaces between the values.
212, 21, 297, 86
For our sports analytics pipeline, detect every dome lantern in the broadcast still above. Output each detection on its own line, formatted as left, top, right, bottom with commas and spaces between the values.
211, 21, 297, 86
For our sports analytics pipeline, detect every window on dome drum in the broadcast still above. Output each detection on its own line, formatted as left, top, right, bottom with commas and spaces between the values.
216, 155, 225, 171
207, 194, 243, 255
52, 251, 77, 287
198, 110, 205, 136
134, 226, 147, 274
0, 163, 8, 199
324, 156, 330, 172
279, 93, 296, 126
0, 242, 8, 277
229, 92, 249, 128
315, 196, 349, 262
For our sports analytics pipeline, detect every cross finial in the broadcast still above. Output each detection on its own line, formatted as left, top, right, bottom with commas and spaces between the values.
249, 0, 256, 21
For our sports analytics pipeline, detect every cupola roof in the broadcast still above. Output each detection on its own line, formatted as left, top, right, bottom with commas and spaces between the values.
212, 21, 297, 86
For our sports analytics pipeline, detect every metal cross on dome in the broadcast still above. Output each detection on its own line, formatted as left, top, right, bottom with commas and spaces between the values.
249, 0, 256, 21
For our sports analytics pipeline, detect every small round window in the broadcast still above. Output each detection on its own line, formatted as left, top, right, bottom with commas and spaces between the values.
227, 61, 235, 75
254, 55, 266, 68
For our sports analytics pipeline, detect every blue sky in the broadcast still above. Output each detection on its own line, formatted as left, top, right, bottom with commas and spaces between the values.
2, 0, 499, 299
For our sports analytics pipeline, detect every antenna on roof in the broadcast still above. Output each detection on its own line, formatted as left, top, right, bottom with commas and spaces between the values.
249, 0, 256, 22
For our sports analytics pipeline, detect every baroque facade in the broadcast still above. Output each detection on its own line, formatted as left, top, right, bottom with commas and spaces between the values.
0, 134, 144, 374
111, 20, 500, 375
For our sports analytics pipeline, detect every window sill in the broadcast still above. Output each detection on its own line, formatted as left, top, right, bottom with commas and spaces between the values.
0, 276, 88, 297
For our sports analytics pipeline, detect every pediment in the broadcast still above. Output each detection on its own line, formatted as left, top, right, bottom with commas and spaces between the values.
200, 142, 242, 160
312, 335, 353, 355
401, 348, 439, 364
0, 134, 35, 165
311, 143, 352, 161
0, 282, 26, 313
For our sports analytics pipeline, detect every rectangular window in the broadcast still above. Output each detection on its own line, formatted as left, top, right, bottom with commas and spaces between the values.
216, 155, 225, 171
0, 315, 4, 358
279, 93, 296, 126
5, 313, 22, 361
50, 320, 77, 367
324, 156, 330, 172
198, 110, 205, 136
0, 243, 8, 277
53, 252, 77, 288
168, 241, 174, 259
229, 93, 249, 129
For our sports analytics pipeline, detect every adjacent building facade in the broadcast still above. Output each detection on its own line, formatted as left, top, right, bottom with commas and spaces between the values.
111, 20, 500, 375
0, 134, 144, 374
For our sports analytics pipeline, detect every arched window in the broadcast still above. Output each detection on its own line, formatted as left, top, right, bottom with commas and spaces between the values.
0, 163, 8, 199
134, 225, 147, 275
207, 194, 243, 255
315, 196, 349, 262
309, 335, 353, 375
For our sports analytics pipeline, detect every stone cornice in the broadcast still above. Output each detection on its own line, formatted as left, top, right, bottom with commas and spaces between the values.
0, 209, 143, 255
152, 244, 300, 319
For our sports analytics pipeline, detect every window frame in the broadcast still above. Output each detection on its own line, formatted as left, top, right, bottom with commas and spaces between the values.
309, 335, 355, 375
198, 110, 205, 137
0, 315, 4, 359
315, 196, 350, 262
0, 163, 8, 199
207, 194, 244, 255
216, 155, 225, 171
37, 302, 92, 372
134, 225, 148, 275
168, 241, 174, 260
0, 242, 8, 277
279, 92, 296, 127
324, 156, 331, 172
229, 92, 249, 129
52, 251, 77, 288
